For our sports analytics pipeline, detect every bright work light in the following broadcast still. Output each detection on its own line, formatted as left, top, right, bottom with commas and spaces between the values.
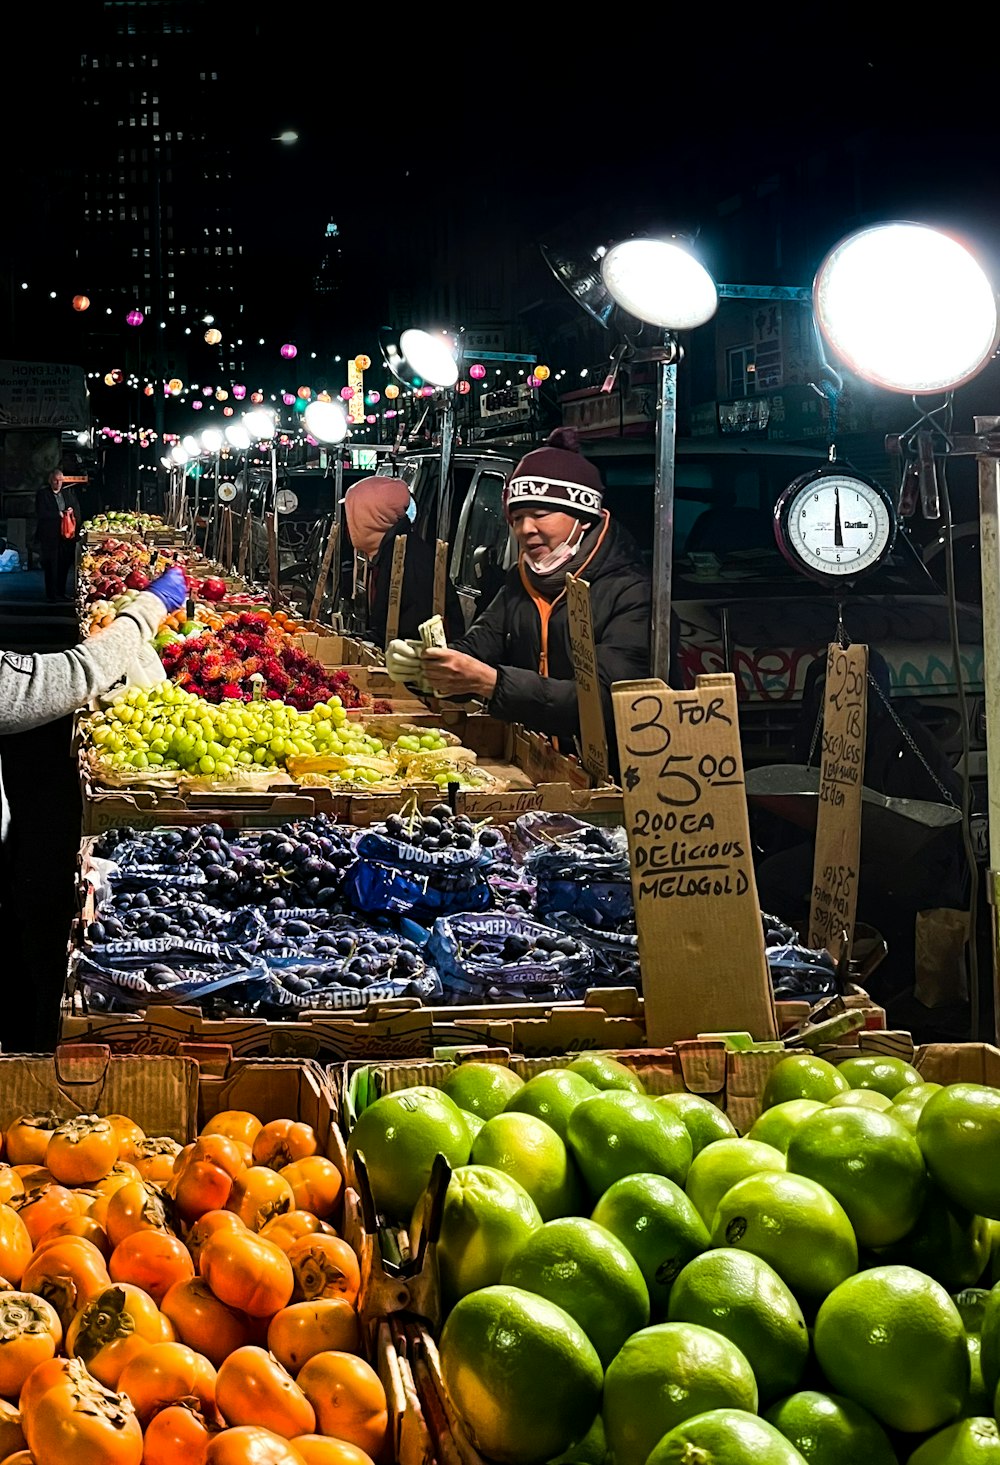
600, 238, 719, 330
303, 399, 349, 443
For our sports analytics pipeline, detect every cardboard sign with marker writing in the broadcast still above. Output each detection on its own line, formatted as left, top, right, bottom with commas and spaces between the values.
433, 541, 449, 621
612, 674, 777, 1045
385, 533, 407, 648
267, 511, 279, 607
809, 642, 868, 962
310, 521, 340, 622
237, 512, 252, 577
566, 573, 609, 783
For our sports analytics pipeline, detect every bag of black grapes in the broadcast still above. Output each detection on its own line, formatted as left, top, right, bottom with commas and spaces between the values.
523, 824, 634, 931
426, 911, 595, 1003
547, 911, 640, 989
69, 951, 274, 1014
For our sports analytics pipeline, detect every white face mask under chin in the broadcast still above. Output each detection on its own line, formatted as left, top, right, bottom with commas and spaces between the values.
523, 521, 586, 574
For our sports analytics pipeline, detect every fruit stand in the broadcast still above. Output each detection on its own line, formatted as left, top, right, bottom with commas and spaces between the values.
6, 514, 993, 1465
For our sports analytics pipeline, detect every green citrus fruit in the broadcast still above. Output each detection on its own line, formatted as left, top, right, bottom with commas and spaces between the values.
956, 1288, 992, 1412
763, 1389, 898, 1464
667, 1247, 808, 1406
836, 1055, 922, 1098
656, 1093, 737, 1155
591, 1173, 710, 1317
747, 1101, 826, 1154
976, 1286, 1000, 1397
548, 1413, 608, 1465
602, 1323, 758, 1465
646, 1409, 807, 1465
501, 1216, 649, 1367
439, 1284, 603, 1465
685, 1138, 786, 1227
825, 1088, 894, 1111
471, 1111, 583, 1221
416, 1164, 542, 1307
813, 1264, 969, 1433
908, 1417, 1000, 1463
566, 1091, 693, 1199
875, 1183, 991, 1289
956, 1288, 991, 1335
565, 1054, 645, 1093
785, 1106, 927, 1248
761, 1055, 849, 1110
710, 1171, 858, 1306
460, 1109, 485, 1142
919, 1085, 1000, 1219
346, 1085, 471, 1220
894, 1082, 943, 1110
441, 1061, 525, 1120
504, 1070, 599, 1140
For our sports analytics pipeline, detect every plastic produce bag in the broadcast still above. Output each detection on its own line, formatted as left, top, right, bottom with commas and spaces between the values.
426, 911, 595, 1003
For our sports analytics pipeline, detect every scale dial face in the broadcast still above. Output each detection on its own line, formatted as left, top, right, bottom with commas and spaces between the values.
218, 482, 237, 503
774, 467, 897, 583
275, 488, 299, 515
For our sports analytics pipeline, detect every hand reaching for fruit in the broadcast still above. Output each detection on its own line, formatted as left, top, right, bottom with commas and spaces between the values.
148, 566, 188, 614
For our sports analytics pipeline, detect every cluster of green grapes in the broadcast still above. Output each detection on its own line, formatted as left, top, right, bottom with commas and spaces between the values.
394, 731, 453, 755
84, 681, 391, 781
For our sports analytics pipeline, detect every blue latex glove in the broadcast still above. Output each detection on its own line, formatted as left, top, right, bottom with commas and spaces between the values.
147, 565, 188, 613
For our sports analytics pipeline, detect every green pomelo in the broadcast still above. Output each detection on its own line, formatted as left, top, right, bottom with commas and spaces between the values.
825, 1089, 893, 1111
668, 1247, 809, 1406
439, 1285, 603, 1465
656, 1093, 737, 1155
684, 1138, 786, 1228
566, 1090, 692, 1200
416, 1164, 542, 1308
501, 1216, 649, 1368
471, 1111, 583, 1220
918, 1085, 1000, 1220
813, 1265, 969, 1434
761, 1055, 849, 1109
504, 1070, 599, 1140
908, 1418, 1000, 1463
602, 1323, 758, 1465
565, 1054, 645, 1093
875, 1184, 991, 1290
440, 1062, 525, 1120
646, 1408, 807, 1465
346, 1085, 471, 1220
763, 1389, 898, 1465
747, 1101, 825, 1155
590, 1172, 710, 1317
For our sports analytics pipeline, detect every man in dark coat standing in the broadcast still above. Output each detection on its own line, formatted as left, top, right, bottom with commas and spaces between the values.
34, 465, 82, 601
387, 428, 651, 749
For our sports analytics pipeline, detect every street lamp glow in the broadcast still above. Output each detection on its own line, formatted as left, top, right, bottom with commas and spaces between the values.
274, 131, 299, 145
169, 445, 189, 465
399, 329, 460, 387
600, 238, 719, 330
242, 408, 276, 441
303, 399, 349, 443
225, 424, 251, 450
200, 428, 223, 453
182, 435, 200, 456
814, 222, 1000, 393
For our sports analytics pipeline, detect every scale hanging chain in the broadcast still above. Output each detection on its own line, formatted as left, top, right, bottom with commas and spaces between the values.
864, 670, 960, 809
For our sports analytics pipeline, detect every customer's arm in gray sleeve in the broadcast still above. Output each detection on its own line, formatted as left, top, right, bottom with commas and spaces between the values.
0, 591, 164, 734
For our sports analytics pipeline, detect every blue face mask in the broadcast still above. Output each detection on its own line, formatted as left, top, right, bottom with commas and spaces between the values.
405, 496, 416, 522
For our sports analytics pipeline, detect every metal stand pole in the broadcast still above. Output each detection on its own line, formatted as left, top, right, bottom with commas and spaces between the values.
436, 397, 456, 543
977, 418, 1000, 1041
651, 335, 680, 683
331, 456, 344, 612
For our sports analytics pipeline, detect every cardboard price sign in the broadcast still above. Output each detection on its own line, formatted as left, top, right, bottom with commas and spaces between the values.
809, 642, 869, 962
612, 674, 777, 1045
310, 520, 340, 622
433, 540, 449, 621
384, 533, 407, 648
566, 573, 609, 783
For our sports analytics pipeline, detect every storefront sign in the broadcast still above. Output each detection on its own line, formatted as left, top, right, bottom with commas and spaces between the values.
347, 359, 364, 425
0, 360, 88, 428
809, 642, 869, 962
433, 541, 449, 622
385, 533, 407, 648
566, 574, 609, 784
612, 674, 777, 1045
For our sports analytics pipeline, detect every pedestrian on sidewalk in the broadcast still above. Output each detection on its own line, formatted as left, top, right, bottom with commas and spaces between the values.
34, 466, 82, 601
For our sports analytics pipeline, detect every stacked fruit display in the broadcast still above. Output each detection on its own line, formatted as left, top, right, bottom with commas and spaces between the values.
84, 512, 164, 535
345, 1051, 1000, 1465
79, 538, 161, 610
158, 612, 378, 711
0, 1103, 385, 1464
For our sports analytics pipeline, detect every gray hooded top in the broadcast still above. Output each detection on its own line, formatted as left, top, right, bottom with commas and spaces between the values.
0, 589, 164, 840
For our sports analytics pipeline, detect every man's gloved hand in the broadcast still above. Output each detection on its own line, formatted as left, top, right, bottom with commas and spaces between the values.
147, 565, 188, 613
386, 638, 431, 693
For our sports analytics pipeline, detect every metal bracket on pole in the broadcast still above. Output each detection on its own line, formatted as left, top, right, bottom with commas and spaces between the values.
436, 398, 457, 544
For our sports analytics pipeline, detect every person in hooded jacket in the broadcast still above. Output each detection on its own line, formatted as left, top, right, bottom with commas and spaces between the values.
344, 475, 465, 646
386, 428, 652, 747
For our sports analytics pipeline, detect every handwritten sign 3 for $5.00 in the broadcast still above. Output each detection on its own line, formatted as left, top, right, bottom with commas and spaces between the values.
612, 674, 777, 1046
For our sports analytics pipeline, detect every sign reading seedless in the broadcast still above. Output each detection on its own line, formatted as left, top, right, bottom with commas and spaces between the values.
612, 674, 776, 1045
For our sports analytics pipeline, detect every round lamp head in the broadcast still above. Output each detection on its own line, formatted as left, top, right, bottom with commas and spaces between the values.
600, 238, 718, 330
224, 424, 251, 451
169, 445, 189, 466
200, 428, 224, 453
814, 221, 1000, 393
383, 329, 459, 389
242, 408, 276, 441
303, 399, 349, 444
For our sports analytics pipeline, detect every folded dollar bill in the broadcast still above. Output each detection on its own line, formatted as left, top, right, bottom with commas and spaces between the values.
419, 614, 448, 650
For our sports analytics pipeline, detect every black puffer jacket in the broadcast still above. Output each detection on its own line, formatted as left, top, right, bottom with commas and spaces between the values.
454, 514, 651, 742
367, 518, 465, 646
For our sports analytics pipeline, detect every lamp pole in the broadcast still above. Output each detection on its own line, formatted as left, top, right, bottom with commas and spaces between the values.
651, 336, 680, 683
437, 393, 457, 543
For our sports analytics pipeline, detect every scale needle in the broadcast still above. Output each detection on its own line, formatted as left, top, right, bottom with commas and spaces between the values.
834, 485, 844, 548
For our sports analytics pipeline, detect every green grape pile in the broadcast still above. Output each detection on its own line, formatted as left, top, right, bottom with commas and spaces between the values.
83, 681, 390, 781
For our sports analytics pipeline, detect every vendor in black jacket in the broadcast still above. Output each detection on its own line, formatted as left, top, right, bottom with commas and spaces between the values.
387, 428, 651, 744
